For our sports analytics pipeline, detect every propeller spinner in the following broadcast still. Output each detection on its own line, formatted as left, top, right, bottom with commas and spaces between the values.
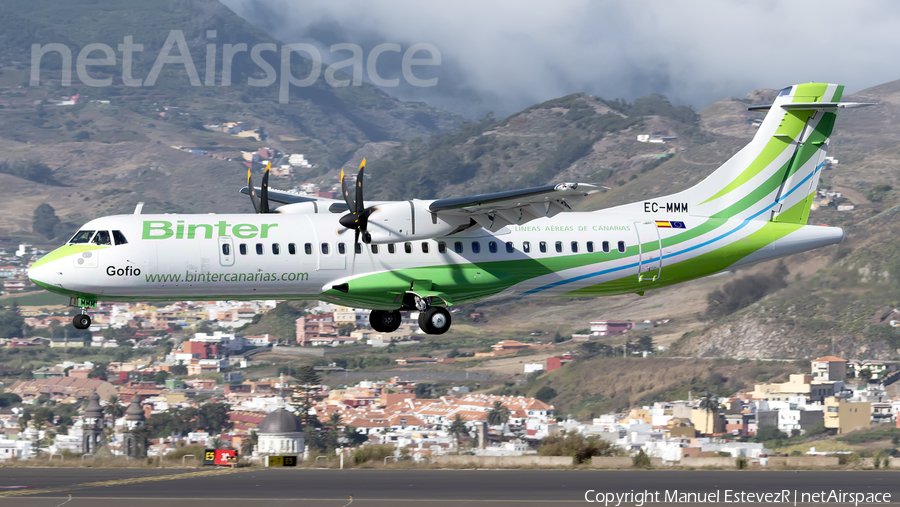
338, 158, 374, 244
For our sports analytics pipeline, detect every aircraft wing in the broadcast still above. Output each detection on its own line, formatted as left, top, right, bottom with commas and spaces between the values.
239, 186, 341, 206
430, 182, 603, 232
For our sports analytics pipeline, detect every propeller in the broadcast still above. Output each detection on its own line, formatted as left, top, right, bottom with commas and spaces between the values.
247, 161, 273, 213
338, 158, 374, 244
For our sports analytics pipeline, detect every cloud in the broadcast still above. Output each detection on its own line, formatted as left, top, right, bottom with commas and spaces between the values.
223, 0, 900, 118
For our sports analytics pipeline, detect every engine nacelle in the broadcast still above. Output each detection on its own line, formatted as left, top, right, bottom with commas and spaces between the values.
366, 200, 469, 244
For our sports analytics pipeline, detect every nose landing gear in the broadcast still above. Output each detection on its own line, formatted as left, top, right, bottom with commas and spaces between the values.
73, 311, 92, 330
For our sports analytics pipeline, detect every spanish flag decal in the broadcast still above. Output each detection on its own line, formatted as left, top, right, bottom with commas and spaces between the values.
655, 221, 686, 229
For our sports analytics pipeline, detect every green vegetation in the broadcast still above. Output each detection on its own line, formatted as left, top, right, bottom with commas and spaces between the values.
144, 403, 233, 439
0, 160, 62, 186
603, 94, 700, 125
539, 430, 618, 464
705, 262, 789, 320
837, 427, 900, 444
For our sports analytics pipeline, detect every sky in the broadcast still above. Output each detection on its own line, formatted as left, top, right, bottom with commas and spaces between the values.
223, 0, 900, 119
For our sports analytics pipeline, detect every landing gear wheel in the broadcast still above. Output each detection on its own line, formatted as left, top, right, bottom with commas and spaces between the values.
370, 310, 402, 333
418, 307, 451, 335
73, 314, 92, 330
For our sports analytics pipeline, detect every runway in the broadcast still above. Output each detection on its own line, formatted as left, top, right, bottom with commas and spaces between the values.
0, 468, 897, 506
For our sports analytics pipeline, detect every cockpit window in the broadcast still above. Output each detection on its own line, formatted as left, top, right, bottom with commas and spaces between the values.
778, 86, 792, 97
69, 230, 95, 244
92, 231, 112, 246
112, 230, 128, 245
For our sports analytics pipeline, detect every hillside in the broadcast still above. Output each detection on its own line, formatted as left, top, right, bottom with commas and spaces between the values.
4, 3, 900, 366
0, 0, 461, 239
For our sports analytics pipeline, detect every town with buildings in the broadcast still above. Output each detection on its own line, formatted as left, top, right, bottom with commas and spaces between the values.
1, 288, 899, 467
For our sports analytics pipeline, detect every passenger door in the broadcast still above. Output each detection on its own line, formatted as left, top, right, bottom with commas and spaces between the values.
633, 221, 662, 282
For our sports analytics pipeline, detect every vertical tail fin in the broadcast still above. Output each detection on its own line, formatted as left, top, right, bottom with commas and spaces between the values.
676, 83, 852, 224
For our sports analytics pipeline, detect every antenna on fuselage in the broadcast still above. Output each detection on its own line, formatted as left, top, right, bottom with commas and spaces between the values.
134, 202, 144, 214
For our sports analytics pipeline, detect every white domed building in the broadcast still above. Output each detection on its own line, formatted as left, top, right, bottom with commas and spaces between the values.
255, 408, 304, 458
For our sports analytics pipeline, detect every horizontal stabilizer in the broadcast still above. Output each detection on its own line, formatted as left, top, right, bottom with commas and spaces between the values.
748, 102, 876, 112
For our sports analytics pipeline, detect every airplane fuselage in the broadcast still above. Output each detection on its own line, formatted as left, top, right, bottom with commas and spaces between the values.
29, 210, 843, 309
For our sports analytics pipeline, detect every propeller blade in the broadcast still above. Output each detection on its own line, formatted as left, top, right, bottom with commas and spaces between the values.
247, 169, 260, 213
260, 161, 271, 213
355, 158, 366, 213
340, 168, 357, 214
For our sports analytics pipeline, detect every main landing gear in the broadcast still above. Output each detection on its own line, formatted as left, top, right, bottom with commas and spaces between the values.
369, 296, 453, 335
370, 310, 402, 333
418, 306, 451, 335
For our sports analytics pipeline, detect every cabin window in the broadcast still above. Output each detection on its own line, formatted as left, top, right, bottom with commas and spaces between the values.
112, 230, 128, 245
555, 241, 563, 253
523, 241, 531, 253
454, 241, 463, 254
288, 243, 296, 255
571, 241, 578, 253
256, 243, 264, 255
239, 244, 248, 255
404, 242, 412, 254
304, 243, 312, 255
617, 240, 626, 253
586, 241, 594, 253
471, 241, 481, 254
321, 243, 329, 255
438, 241, 446, 253
539, 241, 547, 253
488, 241, 498, 254
222, 243, 230, 256
92, 231, 112, 246
388, 244, 396, 254
69, 230, 95, 244
371, 244, 379, 254
602, 241, 610, 253
272, 243, 280, 255
338, 242, 346, 255
422, 242, 429, 254
506, 242, 514, 253
355, 243, 362, 254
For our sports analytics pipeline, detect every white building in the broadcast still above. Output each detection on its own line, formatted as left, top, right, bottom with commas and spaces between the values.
256, 408, 304, 460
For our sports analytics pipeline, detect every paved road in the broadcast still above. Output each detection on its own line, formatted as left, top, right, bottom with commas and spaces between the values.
0, 468, 897, 506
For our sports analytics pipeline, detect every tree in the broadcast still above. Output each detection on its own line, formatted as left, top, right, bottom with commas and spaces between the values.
170, 362, 188, 376
104, 395, 125, 420
447, 414, 469, 448
0, 392, 22, 407
538, 430, 616, 463
296, 365, 321, 386
153, 371, 170, 383
535, 386, 557, 403
336, 322, 356, 336
241, 431, 258, 456
699, 390, 720, 435
0, 304, 25, 338
859, 368, 873, 383
89, 362, 109, 380
636, 335, 654, 353
487, 401, 510, 426
32, 203, 61, 239
197, 402, 232, 433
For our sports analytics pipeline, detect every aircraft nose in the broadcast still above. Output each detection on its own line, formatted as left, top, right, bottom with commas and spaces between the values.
28, 262, 51, 287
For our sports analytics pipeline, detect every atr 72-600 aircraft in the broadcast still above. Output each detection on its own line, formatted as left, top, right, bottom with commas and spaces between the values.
29, 83, 871, 335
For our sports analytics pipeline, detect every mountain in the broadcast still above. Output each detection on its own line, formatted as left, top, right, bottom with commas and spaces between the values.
0, 0, 461, 236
